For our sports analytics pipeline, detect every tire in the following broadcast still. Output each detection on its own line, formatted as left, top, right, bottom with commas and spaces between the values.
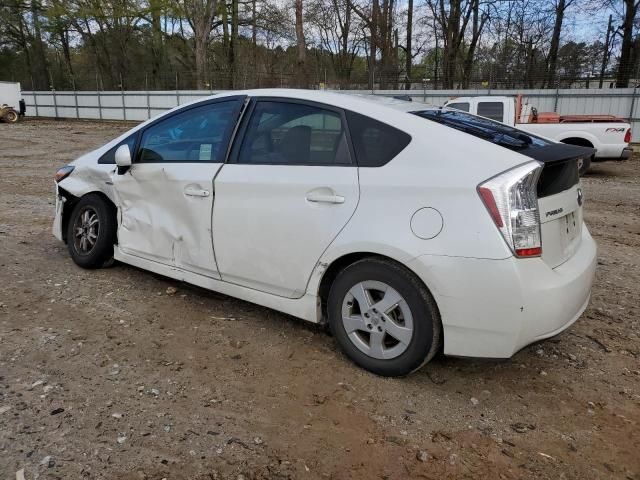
328, 257, 441, 377
3, 109, 18, 123
66, 193, 117, 269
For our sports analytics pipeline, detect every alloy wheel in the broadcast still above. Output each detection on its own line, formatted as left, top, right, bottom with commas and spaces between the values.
341, 280, 414, 360
73, 206, 100, 255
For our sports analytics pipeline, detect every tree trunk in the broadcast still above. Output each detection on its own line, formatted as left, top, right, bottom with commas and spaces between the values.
30, 0, 50, 89
616, 0, 637, 88
461, 0, 481, 88
150, 0, 164, 89
599, 15, 613, 89
252, 0, 257, 79
59, 30, 74, 87
405, 0, 413, 90
440, 0, 462, 89
295, 0, 308, 87
545, 0, 565, 88
230, 0, 239, 88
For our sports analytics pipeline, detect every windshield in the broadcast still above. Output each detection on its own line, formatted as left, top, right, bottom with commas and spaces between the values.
411, 108, 550, 151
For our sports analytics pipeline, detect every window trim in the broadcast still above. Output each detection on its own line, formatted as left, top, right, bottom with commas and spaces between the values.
98, 133, 138, 164
227, 97, 357, 167
131, 95, 247, 164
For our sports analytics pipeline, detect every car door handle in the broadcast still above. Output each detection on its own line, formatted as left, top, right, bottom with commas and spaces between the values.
184, 187, 210, 197
305, 192, 345, 204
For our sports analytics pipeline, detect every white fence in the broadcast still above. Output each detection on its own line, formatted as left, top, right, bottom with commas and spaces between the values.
22, 88, 640, 142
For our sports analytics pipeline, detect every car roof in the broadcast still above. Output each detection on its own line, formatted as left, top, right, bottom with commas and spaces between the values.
188, 89, 438, 115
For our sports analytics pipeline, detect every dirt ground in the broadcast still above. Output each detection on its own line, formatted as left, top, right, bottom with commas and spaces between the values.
0, 119, 638, 480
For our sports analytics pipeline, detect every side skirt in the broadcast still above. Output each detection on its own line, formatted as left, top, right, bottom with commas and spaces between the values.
113, 247, 320, 323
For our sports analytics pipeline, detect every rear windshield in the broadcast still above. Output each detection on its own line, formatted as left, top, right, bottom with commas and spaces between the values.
411, 108, 550, 151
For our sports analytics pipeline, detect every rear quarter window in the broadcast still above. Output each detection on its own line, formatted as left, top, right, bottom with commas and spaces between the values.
346, 111, 411, 167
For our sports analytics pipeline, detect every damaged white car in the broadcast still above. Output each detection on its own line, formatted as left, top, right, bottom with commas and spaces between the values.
53, 90, 597, 376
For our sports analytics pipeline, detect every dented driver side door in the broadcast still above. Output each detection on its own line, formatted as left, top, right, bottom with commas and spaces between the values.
112, 96, 245, 278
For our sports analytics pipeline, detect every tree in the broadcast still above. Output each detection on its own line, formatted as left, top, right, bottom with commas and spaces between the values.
404, 0, 413, 89
179, 0, 220, 89
545, 0, 577, 87
616, 0, 640, 87
295, 0, 308, 86
599, 14, 615, 88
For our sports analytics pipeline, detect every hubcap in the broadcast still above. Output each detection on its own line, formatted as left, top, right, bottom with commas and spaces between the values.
341, 280, 414, 360
73, 207, 100, 255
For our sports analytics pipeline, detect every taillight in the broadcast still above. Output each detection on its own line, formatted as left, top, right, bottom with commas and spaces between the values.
478, 162, 543, 258
624, 128, 631, 144
54, 165, 75, 183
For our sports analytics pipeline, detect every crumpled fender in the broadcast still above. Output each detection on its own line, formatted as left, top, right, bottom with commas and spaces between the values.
57, 164, 117, 204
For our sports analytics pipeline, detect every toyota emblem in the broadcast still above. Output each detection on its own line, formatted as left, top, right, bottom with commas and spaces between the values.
577, 187, 584, 207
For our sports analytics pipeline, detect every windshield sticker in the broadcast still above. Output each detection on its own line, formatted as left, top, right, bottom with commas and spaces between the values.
199, 144, 212, 161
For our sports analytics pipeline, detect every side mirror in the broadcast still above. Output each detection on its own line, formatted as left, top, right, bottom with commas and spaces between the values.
115, 144, 132, 168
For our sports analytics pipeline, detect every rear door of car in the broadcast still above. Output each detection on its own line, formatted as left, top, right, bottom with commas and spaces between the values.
212, 98, 359, 298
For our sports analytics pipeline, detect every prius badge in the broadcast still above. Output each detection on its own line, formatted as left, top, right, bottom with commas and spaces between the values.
577, 187, 584, 207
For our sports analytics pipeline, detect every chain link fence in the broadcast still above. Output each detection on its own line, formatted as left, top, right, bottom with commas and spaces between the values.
21, 86, 640, 142
17, 64, 639, 92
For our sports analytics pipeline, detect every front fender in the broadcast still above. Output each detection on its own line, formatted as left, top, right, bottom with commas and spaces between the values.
57, 164, 117, 204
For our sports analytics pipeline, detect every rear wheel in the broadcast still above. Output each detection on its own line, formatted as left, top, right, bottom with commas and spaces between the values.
66, 194, 117, 269
3, 109, 18, 123
328, 257, 441, 377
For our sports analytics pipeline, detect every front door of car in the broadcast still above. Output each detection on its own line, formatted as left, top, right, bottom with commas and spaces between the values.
112, 96, 245, 278
212, 99, 360, 298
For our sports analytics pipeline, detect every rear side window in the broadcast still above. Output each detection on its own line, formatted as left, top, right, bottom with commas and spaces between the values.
477, 102, 504, 122
237, 101, 351, 165
446, 102, 470, 112
346, 111, 411, 167
98, 134, 137, 164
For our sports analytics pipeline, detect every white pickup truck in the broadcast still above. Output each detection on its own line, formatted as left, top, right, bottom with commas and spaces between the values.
444, 96, 632, 166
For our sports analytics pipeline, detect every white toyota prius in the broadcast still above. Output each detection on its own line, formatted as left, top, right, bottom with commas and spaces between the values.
52, 89, 597, 376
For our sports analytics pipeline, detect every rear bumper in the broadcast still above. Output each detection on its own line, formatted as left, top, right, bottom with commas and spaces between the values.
620, 147, 633, 159
593, 145, 633, 161
408, 226, 597, 358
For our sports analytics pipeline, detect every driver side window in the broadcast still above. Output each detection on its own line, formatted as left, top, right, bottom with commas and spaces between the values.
138, 100, 239, 163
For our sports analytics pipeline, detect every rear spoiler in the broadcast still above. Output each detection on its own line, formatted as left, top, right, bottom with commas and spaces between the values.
525, 143, 595, 164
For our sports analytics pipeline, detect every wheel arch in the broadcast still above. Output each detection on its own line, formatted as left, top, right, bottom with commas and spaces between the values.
59, 188, 116, 243
315, 251, 442, 327
559, 136, 594, 149
556, 132, 600, 152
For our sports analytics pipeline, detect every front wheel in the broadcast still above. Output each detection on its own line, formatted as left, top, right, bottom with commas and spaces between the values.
66, 194, 117, 269
328, 257, 441, 377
